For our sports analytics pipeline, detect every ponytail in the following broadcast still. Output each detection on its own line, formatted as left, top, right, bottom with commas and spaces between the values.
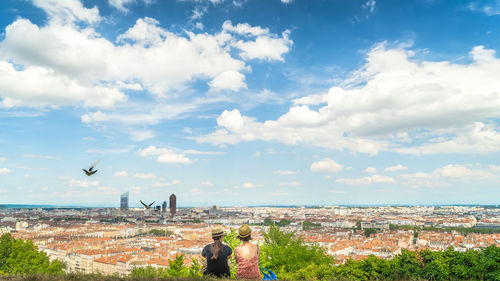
210, 237, 222, 260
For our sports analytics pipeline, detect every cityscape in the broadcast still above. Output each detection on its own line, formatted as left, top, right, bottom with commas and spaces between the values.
1, 192, 499, 276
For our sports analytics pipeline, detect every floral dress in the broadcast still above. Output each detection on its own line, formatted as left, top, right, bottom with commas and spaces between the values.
235, 244, 261, 280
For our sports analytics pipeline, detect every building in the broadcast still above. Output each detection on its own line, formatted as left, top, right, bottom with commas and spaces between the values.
120, 192, 129, 210
162, 201, 167, 213
169, 194, 176, 217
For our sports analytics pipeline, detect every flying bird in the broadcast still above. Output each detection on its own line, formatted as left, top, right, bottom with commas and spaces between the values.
140, 200, 155, 209
82, 160, 100, 176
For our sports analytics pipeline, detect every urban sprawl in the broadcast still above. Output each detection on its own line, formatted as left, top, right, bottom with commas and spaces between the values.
1, 194, 499, 276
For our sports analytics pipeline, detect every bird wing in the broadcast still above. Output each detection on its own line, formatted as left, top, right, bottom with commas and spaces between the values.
90, 170, 97, 175
90, 160, 101, 169
148, 201, 155, 208
140, 200, 147, 208
82, 169, 90, 176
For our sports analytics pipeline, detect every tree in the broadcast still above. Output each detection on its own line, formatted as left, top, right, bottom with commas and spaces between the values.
260, 225, 334, 280
364, 228, 377, 237
0, 233, 65, 275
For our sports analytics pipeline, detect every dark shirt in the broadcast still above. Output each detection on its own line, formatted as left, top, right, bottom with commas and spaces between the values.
202, 243, 232, 278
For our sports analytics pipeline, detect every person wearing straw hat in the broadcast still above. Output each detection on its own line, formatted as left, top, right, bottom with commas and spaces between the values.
202, 226, 232, 278
235, 224, 261, 280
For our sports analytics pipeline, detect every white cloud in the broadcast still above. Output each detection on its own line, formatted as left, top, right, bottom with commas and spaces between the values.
152, 181, 170, 187
201, 181, 214, 187
0, 157, 7, 162
41, 186, 48, 191
384, 164, 408, 172
197, 44, 500, 155
67, 178, 100, 187
172, 180, 181, 185
183, 149, 225, 155
364, 167, 377, 173
109, 0, 135, 13
222, 21, 293, 61
134, 173, 156, 179
81, 111, 108, 123
0, 14, 256, 110
234, 31, 292, 62
137, 146, 191, 164
32, 0, 101, 25
114, 171, 129, 177
272, 170, 296, 175
398, 164, 497, 188
209, 70, 246, 92
336, 174, 395, 185
130, 130, 156, 142
242, 182, 263, 189
23, 154, 61, 160
0, 168, 11, 175
0, 61, 126, 109
468, 1, 500, 16
281, 0, 292, 3
310, 158, 343, 173
362, 0, 376, 14
24, 174, 32, 179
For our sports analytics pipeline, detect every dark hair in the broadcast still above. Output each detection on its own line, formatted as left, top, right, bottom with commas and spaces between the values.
210, 236, 222, 260
238, 235, 251, 241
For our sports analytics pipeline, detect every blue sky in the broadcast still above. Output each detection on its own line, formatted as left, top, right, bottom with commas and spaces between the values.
0, 0, 499, 207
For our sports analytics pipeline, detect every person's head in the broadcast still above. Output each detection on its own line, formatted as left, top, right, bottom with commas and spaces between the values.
238, 224, 252, 241
211, 226, 224, 241
210, 226, 224, 260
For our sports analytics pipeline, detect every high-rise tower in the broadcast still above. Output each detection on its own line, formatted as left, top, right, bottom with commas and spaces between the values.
169, 194, 176, 217
120, 192, 129, 210
162, 201, 167, 213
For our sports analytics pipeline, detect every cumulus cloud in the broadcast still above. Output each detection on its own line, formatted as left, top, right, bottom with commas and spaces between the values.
0, 168, 11, 175
134, 173, 156, 179
197, 44, 500, 155
137, 146, 191, 164
114, 171, 129, 177
336, 174, 395, 185
310, 158, 343, 173
67, 178, 100, 187
364, 167, 377, 173
241, 182, 263, 189
384, 164, 408, 172
272, 170, 296, 175
222, 21, 293, 61
1, 7, 289, 110
23, 154, 61, 160
399, 164, 498, 188
109, 0, 154, 13
32, 0, 101, 25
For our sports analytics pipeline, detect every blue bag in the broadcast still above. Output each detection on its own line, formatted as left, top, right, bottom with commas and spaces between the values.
260, 266, 277, 280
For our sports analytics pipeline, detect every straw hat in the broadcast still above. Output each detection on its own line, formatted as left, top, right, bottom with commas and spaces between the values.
238, 224, 252, 238
212, 227, 224, 238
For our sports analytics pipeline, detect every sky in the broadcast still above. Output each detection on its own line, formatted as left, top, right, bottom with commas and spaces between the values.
0, 0, 499, 207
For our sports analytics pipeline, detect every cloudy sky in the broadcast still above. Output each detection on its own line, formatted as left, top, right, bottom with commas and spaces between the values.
0, 0, 499, 207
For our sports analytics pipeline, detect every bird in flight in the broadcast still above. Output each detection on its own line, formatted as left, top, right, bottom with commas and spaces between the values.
140, 200, 155, 209
82, 160, 100, 176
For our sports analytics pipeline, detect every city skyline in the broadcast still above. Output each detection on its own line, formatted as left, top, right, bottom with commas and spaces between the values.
0, 0, 499, 206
